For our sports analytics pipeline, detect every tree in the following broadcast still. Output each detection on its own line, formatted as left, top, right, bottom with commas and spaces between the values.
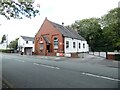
1, 34, 6, 43
9, 38, 18, 50
69, 7, 120, 52
0, 0, 40, 19
70, 18, 103, 51
100, 7, 120, 51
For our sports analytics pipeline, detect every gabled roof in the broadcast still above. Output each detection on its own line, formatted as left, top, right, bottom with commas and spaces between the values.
42, 35, 51, 44
49, 20, 86, 41
21, 36, 34, 41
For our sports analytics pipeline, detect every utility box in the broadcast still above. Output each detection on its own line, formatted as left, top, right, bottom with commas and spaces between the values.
106, 54, 115, 60
106, 52, 120, 61
115, 54, 120, 61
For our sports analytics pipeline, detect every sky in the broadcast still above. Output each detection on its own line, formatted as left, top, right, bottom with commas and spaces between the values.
0, 0, 119, 44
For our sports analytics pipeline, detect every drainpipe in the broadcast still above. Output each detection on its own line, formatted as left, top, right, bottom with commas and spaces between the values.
77, 40, 79, 57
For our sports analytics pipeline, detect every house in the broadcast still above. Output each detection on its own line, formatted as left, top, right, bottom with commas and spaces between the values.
18, 36, 34, 55
34, 18, 89, 57
0, 34, 8, 50
0, 41, 7, 49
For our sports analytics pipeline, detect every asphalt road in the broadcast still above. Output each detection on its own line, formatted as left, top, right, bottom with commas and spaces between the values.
1, 53, 119, 88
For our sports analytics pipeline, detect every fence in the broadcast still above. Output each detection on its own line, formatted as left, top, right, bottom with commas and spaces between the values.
89, 52, 106, 58
89, 52, 120, 61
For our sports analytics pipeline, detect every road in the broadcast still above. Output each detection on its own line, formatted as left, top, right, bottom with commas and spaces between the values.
1, 53, 119, 88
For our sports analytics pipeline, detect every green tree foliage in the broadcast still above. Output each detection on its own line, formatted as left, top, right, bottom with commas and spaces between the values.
70, 18, 103, 51
1, 34, 6, 43
9, 38, 18, 50
69, 7, 120, 51
0, 0, 40, 19
100, 8, 120, 51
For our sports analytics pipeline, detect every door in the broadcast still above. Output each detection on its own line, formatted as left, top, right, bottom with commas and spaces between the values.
25, 47, 32, 55
47, 44, 50, 53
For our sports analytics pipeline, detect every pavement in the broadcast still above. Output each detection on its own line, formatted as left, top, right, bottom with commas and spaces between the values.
1, 53, 120, 88
70, 53, 119, 68
17, 53, 119, 68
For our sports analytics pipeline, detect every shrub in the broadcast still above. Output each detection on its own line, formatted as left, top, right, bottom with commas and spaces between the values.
115, 54, 120, 61
0, 49, 14, 53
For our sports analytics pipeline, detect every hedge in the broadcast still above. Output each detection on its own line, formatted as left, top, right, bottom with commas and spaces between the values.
0, 49, 14, 53
115, 54, 120, 61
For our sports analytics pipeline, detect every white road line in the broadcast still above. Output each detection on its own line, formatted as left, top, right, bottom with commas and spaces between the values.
13, 59, 25, 62
17, 60, 25, 62
55, 67, 60, 69
112, 61, 118, 63
33, 63, 39, 66
55, 58, 60, 60
82, 72, 120, 82
41, 64, 60, 69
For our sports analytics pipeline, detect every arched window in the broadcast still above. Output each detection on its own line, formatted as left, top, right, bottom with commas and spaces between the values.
54, 37, 58, 49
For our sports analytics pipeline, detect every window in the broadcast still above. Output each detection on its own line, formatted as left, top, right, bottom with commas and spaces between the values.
79, 43, 81, 49
66, 41, 69, 48
54, 37, 58, 49
73, 42, 76, 48
40, 44, 43, 49
26, 41, 28, 44
83, 43, 85, 48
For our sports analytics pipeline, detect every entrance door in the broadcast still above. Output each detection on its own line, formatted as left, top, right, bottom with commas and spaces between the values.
47, 44, 50, 53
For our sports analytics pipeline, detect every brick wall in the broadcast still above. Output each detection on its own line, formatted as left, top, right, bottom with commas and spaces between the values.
35, 18, 64, 56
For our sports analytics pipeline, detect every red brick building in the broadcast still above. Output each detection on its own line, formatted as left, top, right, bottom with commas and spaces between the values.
34, 18, 89, 57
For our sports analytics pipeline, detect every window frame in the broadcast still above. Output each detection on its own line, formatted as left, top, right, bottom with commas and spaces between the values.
26, 41, 28, 44
54, 37, 58, 49
73, 42, 76, 48
40, 43, 44, 50
79, 43, 81, 49
83, 43, 85, 48
66, 41, 69, 48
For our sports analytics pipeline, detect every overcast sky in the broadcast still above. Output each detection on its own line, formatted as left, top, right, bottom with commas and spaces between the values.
0, 0, 119, 43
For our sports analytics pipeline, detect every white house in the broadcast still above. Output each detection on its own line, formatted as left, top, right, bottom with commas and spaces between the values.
0, 41, 7, 49
18, 36, 34, 55
0, 34, 8, 50
64, 37, 89, 57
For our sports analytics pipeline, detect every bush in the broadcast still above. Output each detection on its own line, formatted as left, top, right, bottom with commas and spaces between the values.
0, 49, 14, 53
115, 54, 120, 61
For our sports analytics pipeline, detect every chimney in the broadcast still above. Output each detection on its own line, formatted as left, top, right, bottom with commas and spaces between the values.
45, 17, 47, 20
62, 22, 64, 26
74, 25, 79, 32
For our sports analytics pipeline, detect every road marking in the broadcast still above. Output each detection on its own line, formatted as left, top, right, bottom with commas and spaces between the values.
55, 57, 60, 60
82, 72, 120, 82
112, 61, 118, 63
33, 63, 39, 66
17, 60, 25, 62
41, 64, 60, 69
13, 59, 25, 62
